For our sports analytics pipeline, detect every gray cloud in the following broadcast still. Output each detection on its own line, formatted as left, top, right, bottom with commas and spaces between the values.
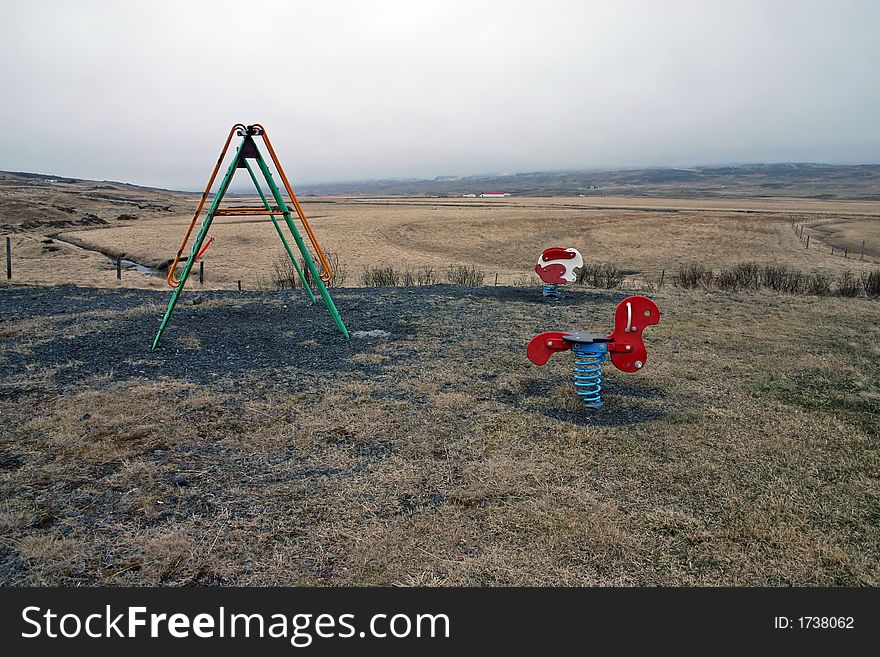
1, 0, 878, 190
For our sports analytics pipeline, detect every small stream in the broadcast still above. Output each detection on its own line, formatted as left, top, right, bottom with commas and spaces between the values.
51, 237, 163, 276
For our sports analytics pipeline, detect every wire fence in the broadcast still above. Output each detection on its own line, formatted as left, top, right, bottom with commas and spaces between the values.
789, 217, 873, 262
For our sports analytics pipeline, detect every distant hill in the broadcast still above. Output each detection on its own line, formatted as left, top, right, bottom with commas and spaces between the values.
297, 163, 880, 200
3, 163, 878, 203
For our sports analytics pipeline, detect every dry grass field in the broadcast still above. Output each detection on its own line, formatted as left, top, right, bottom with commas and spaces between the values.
1, 172, 879, 586
43, 197, 880, 289
0, 169, 878, 290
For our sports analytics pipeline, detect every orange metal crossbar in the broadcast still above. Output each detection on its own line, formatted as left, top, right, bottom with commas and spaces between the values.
166, 123, 245, 287
216, 206, 283, 211
212, 207, 285, 216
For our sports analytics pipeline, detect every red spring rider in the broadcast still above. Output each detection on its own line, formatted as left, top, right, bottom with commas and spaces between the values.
527, 296, 660, 409
535, 247, 583, 298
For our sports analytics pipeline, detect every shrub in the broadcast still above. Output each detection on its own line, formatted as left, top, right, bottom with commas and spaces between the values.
714, 269, 738, 291
654, 261, 876, 299
361, 265, 400, 287
761, 265, 804, 294
673, 263, 712, 289
837, 271, 860, 297
399, 266, 439, 286
446, 264, 485, 286
576, 263, 624, 289
861, 269, 880, 298
712, 262, 761, 292
270, 252, 300, 290
262, 250, 345, 290
325, 251, 347, 287
805, 272, 832, 296
414, 266, 438, 286
732, 262, 761, 291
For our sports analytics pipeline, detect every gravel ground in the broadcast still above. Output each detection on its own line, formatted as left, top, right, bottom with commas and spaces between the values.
0, 283, 644, 404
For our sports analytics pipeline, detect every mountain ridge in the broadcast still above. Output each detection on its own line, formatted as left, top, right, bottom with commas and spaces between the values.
296, 163, 880, 200
2, 163, 878, 200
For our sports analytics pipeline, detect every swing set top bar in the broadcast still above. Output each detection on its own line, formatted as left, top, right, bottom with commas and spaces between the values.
166, 123, 333, 287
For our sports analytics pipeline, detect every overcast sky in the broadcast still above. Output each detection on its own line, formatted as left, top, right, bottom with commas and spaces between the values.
1, 0, 878, 189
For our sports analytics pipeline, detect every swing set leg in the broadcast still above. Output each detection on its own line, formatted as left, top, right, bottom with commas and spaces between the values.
152, 212, 215, 350
253, 154, 349, 338
242, 160, 316, 303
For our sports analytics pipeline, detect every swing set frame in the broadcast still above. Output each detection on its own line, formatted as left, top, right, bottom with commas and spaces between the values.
151, 123, 349, 350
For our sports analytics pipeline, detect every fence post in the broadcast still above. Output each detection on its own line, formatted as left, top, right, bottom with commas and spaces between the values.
860, 241, 865, 260
659, 269, 665, 288
199, 261, 204, 285
831, 247, 835, 256
237, 280, 241, 291
5, 236, 10, 280
844, 248, 848, 258
494, 273, 498, 286
116, 258, 121, 279
805, 235, 810, 248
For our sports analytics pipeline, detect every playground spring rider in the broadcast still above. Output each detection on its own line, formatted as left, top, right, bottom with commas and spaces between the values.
152, 123, 349, 350
527, 296, 660, 409
535, 247, 583, 298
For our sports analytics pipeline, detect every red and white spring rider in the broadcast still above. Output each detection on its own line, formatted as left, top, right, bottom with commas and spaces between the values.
527, 296, 660, 409
535, 247, 583, 298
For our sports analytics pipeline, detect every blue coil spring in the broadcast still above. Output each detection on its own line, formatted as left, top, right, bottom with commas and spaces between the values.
572, 342, 607, 408
542, 283, 561, 298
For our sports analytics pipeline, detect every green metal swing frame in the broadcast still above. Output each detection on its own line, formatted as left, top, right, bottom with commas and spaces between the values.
151, 124, 348, 350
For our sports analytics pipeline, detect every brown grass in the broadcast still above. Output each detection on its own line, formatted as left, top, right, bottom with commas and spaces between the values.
1, 288, 877, 586
3, 195, 878, 290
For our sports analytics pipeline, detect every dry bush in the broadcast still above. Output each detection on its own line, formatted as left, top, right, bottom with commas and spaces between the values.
713, 263, 832, 296
861, 270, 880, 298
258, 250, 345, 290
361, 265, 400, 287
414, 266, 438, 285
673, 263, 713, 289
719, 262, 762, 292
805, 272, 833, 296
446, 264, 485, 286
326, 251, 347, 287
761, 265, 805, 294
675, 261, 865, 298
837, 271, 860, 298
576, 262, 624, 289
361, 264, 440, 287
713, 269, 738, 291
273, 251, 312, 290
